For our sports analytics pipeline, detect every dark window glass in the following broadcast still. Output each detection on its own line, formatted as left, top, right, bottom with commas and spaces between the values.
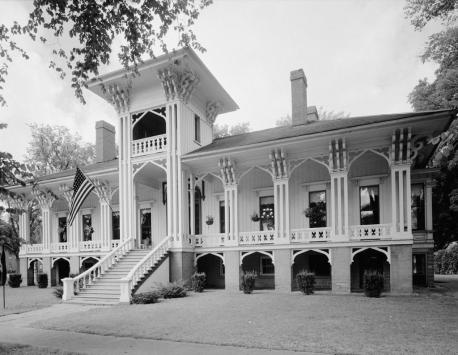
58, 217, 67, 242
411, 183, 425, 231
360, 185, 380, 225
260, 196, 274, 231
195, 187, 202, 235
219, 200, 225, 233
194, 115, 201, 142
112, 211, 120, 240
82, 214, 93, 241
260, 256, 274, 275
140, 209, 151, 247
308, 190, 327, 228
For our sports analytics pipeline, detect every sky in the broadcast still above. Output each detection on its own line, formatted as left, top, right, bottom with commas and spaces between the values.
0, 0, 442, 161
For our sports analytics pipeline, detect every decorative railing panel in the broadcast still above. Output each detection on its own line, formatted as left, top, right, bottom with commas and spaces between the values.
350, 224, 392, 240
20, 244, 44, 254
132, 134, 167, 156
80, 241, 103, 251
290, 227, 332, 243
191, 233, 226, 248
239, 231, 276, 245
51, 242, 68, 252
111, 240, 120, 249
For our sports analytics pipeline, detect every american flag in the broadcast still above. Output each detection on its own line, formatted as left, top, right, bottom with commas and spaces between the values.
67, 167, 95, 226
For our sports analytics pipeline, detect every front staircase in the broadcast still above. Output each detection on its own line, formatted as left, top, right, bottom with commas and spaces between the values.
63, 236, 171, 305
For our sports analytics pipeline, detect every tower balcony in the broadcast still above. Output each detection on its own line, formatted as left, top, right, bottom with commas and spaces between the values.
132, 134, 167, 157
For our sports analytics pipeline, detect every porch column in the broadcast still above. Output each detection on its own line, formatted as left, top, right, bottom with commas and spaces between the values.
330, 172, 348, 240
425, 180, 434, 233
189, 174, 195, 236
273, 178, 289, 243
68, 212, 81, 252
10, 196, 30, 243
223, 183, 238, 245
94, 182, 114, 251
390, 164, 412, 235
33, 191, 56, 253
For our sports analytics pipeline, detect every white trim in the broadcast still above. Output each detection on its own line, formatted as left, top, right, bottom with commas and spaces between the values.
350, 246, 391, 264
240, 250, 274, 265
51, 256, 70, 267
291, 248, 332, 265
194, 252, 225, 266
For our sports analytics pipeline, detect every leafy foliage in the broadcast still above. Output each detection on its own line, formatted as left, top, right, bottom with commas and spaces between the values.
131, 291, 160, 304
25, 123, 95, 176
363, 271, 384, 297
241, 271, 257, 294
434, 243, 458, 274
53, 286, 63, 299
213, 122, 250, 138
156, 282, 187, 298
295, 271, 316, 295
404, 0, 457, 30
191, 272, 206, 292
0, 0, 213, 106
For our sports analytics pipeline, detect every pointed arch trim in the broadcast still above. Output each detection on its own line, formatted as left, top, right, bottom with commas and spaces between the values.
290, 157, 331, 176
292, 249, 332, 265
51, 257, 70, 267
351, 246, 390, 264
348, 149, 391, 171
240, 250, 274, 265
195, 252, 225, 266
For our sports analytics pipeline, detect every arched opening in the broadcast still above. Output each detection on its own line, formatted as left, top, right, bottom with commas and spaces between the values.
52, 258, 70, 285
27, 259, 42, 286
196, 254, 225, 289
292, 250, 331, 290
351, 248, 390, 292
241, 252, 274, 290
132, 111, 166, 140
289, 159, 331, 231
195, 174, 224, 237
80, 257, 99, 272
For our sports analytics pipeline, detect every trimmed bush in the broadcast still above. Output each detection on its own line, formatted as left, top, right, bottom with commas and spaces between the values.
37, 273, 48, 288
131, 291, 160, 304
364, 271, 384, 297
157, 282, 187, 299
435, 243, 458, 275
241, 271, 257, 294
296, 271, 316, 295
7, 274, 22, 288
191, 272, 206, 292
54, 286, 63, 299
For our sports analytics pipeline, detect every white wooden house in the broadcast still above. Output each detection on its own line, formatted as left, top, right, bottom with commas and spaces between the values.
8, 48, 454, 303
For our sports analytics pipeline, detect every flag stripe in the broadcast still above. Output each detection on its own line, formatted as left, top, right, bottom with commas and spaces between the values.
67, 167, 96, 226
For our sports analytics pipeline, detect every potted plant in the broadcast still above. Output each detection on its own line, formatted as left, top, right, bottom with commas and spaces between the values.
205, 216, 214, 226
363, 270, 384, 297
296, 270, 316, 295
37, 273, 48, 288
304, 201, 326, 227
191, 272, 206, 292
241, 271, 257, 294
7, 273, 22, 288
250, 213, 260, 222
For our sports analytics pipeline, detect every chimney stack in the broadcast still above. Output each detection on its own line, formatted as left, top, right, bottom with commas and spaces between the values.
290, 69, 308, 126
95, 120, 116, 163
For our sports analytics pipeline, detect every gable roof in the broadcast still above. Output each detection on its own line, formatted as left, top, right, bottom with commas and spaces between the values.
186, 109, 456, 157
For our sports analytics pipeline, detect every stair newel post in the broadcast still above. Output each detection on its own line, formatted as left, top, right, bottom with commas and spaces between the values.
119, 278, 132, 303
62, 278, 74, 301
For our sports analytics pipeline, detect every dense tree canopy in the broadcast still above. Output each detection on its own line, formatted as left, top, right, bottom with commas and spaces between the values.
0, 0, 212, 106
213, 122, 250, 138
25, 123, 95, 176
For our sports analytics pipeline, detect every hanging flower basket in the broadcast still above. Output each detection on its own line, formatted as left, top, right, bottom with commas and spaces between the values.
251, 213, 260, 222
205, 216, 214, 225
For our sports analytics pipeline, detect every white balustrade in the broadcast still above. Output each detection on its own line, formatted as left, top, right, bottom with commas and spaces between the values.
63, 237, 135, 300
79, 240, 103, 251
20, 244, 44, 254
51, 242, 68, 252
290, 227, 332, 243
191, 233, 226, 248
111, 240, 120, 249
120, 236, 170, 302
239, 230, 276, 245
350, 224, 392, 240
132, 134, 167, 156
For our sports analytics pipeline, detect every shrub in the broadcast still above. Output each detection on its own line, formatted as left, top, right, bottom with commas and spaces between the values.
435, 249, 446, 274
37, 273, 48, 288
241, 271, 257, 294
296, 271, 316, 295
191, 272, 206, 292
435, 244, 458, 274
7, 274, 22, 288
131, 291, 160, 304
364, 271, 384, 297
54, 286, 63, 299
157, 282, 187, 298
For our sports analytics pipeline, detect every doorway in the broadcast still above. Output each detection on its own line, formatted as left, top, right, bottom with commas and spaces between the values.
139, 208, 152, 248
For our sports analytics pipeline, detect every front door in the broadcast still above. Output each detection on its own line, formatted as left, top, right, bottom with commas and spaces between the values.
140, 208, 152, 248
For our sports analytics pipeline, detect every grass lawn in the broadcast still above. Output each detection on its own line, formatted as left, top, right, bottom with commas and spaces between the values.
0, 342, 80, 354
0, 286, 59, 317
33, 289, 458, 354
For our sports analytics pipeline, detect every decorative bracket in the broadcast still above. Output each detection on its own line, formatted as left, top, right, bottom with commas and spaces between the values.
107, 84, 130, 114
391, 128, 412, 165
206, 101, 222, 125
329, 138, 347, 172
270, 148, 288, 179
219, 157, 236, 185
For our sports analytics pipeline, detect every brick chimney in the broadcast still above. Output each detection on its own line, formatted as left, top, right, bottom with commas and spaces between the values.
290, 69, 318, 125
95, 120, 116, 163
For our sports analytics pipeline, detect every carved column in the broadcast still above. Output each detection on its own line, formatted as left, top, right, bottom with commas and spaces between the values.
329, 139, 348, 240
59, 185, 80, 252
94, 181, 115, 251
32, 190, 56, 253
9, 196, 31, 245
219, 158, 238, 245
269, 149, 289, 243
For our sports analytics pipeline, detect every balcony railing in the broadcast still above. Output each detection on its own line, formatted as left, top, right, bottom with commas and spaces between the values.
132, 134, 167, 156
79, 240, 103, 251
51, 242, 68, 252
290, 227, 331, 243
20, 244, 44, 254
239, 230, 276, 245
192, 233, 226, 248
350, 224, 392, 240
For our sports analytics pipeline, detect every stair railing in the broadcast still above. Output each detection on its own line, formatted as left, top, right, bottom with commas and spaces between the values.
119, 236, 171, 303
62, 237, 134, 301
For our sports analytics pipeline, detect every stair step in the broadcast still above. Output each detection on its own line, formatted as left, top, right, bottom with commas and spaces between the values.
68, 298, 119, 305
79, 290, 120, 296
75, 293, 120, 300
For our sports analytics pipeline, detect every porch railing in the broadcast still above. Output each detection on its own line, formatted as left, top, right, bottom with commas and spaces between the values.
62, 237, 134, 301
51, 242, 68, 252
79, 240, 103, 251
20, 243, 43, 254
239, 230, 276, 245
192, 233, 226, 248
290, 227, 332, 243
132, 134, 167, 156
350, 224, 392, 240
120, 236, 170, 302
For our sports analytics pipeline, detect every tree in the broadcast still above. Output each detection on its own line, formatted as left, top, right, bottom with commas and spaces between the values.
25, 123, 95, 176
0, 0, 212, 107
404, 0, 457, 30
275, 107, 350, 127
213, 122, 250, 138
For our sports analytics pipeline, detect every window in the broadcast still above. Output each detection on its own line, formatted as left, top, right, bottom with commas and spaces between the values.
82, 214, 93, 241
140, 208, 151, 246
260, 196, 274, 231
219, 200, 225, 233
411, 183, 425, 231
359, 185, 380, 225
260, 255, 274, 275
308, 190, 327, 228
413, 253, 427, 286
194, 114, 201, 143
112, 211, 120, 240
58, 217, 67, 242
